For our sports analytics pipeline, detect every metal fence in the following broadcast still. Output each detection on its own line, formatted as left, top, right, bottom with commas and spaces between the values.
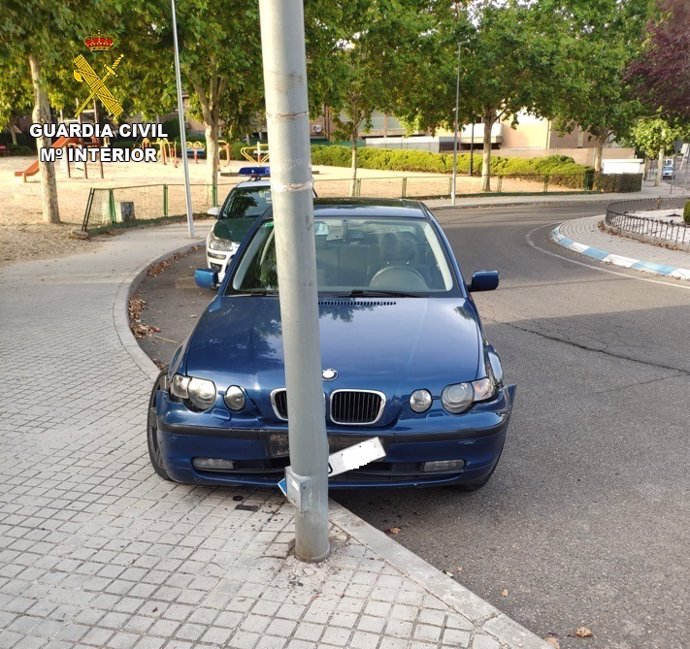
82, 172, 589, 231
81, 182, 243, 230
605, 197, 690, 249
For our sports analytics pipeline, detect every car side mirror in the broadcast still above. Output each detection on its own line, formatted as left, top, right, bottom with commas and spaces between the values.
207, 206, 220, 218
468, 270, 499, 292
195, 268, 218, 289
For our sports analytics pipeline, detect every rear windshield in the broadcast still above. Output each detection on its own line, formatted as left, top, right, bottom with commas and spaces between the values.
226, 216, 458, 297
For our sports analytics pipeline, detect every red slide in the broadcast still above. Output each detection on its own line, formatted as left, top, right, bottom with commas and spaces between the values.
15, 137, 79, 179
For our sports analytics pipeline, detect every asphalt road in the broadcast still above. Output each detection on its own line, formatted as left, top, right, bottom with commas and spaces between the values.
135, 202, 690, 649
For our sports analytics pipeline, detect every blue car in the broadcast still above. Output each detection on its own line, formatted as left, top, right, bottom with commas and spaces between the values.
147, 198, 516, 490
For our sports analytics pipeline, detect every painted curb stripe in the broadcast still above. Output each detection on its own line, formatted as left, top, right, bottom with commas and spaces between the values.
551, 225, 690, 282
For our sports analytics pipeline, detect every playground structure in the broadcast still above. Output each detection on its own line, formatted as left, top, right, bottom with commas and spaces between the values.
187, 141, 205, 163
241, 142, 269, 164
141, 138, 235, 166
142, 137, 178, 166
14, 136, 105, 181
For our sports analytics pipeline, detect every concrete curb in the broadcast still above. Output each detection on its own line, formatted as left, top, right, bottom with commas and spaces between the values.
113, 234, 550, 649
112, 239, 205, 383
329, 501, 550, 648
428, 196, 609, 211
550, 222, 690, 281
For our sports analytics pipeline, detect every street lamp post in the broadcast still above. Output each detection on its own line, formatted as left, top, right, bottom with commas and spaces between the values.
258, 0, 330, 563
171, 0, 194, 238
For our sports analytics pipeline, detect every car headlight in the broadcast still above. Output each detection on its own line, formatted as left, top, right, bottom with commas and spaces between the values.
487, 350, 504, 384
170, 374, 190, 399
409, 389, 432, 413
208, 232, 239, 253
170, 374, 216, 411
441, 375, 496, 414
224, 385, 246, 411
441, 383, 474, 413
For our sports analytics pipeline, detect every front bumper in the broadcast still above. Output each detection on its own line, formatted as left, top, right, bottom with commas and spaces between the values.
154, 384, 516, 489
205, 249, 232, 283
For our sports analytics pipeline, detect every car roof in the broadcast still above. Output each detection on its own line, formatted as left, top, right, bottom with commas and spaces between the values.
263, 197, 429, 219
235, 178, 272, 189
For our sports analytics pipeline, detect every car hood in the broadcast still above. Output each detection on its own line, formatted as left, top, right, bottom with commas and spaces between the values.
212, 219, 237, 241
185, 296, 482, 388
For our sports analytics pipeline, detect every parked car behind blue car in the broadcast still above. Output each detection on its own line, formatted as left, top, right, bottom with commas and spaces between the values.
147, 198, 516, 490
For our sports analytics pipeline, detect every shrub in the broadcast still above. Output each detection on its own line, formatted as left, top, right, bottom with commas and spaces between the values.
7, 144, 33, 156
592, 173, 643, 193
683, 201, 690, 224
161, 119, 180, 141
309, 144, 592, 188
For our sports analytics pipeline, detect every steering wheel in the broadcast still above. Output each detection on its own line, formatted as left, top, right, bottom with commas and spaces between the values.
369, 265, 428, 291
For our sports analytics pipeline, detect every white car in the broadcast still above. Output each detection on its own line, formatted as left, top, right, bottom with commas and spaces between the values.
205, 177, 273, 283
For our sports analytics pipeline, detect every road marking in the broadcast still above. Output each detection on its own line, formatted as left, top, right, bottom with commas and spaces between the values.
526, 223, 690, 292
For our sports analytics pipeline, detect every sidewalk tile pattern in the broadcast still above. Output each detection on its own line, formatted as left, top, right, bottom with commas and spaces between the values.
0, 224, 547, 649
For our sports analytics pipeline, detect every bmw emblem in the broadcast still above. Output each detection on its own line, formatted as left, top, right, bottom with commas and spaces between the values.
322, 368, 338, 381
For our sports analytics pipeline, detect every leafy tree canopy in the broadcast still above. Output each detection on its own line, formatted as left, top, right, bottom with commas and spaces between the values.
627, 0, 690, 123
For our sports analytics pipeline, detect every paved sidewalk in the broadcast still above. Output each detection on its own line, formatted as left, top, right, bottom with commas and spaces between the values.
551, 216, 690, 281
0, 224, 548, 649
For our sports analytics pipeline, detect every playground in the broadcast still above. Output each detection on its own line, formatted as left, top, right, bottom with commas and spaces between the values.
0, 148, 556, 267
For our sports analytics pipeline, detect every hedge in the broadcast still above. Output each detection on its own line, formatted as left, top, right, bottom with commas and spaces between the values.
592, 173, 642, 193
310, 145, 593, 189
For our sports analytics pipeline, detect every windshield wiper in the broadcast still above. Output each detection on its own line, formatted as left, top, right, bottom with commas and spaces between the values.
331, 289, 421, 298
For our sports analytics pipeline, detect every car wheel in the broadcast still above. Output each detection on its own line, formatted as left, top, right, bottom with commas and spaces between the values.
147, 370, 173, 481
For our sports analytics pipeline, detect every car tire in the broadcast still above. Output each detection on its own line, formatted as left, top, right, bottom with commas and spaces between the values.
147, 370, 173, 481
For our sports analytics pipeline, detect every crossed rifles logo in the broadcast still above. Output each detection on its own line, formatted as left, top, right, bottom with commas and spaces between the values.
73, 31, 124, 118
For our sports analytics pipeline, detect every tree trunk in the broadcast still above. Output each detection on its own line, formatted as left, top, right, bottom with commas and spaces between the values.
29, 55, 60, 224
656, 148, 664, 187
191, 74, 223, 205
10, 123, 18, 146
481, 112, 494, 192
205, 121, 219, 204
350, 128, 358, 197
593, 139, 604, 174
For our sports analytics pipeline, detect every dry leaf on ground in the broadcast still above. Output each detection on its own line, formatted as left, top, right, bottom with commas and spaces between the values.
575, 627, 593, 638
544, 633, 560, 648
500, 588, 509, 597
384, 527, 401, 535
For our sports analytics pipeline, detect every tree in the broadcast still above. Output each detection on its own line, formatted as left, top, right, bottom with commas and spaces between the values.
627, 0, 690, 122
548, 0, 651, 172
171, 1, 263, 197
461, 1, 565, 191
630, 117, 687, 185
104, 1, 264, 198
0, 1, 94, 223
318, 0, 439, 195
0, 58, 32, 146
399, 1, 571, 191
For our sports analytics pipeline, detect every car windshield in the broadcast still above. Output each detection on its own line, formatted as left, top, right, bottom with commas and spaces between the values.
220, 185, 272, 219
226, 216, 457, 297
